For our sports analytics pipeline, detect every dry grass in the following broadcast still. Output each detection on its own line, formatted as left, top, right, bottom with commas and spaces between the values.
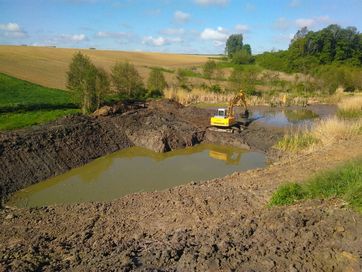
338, 95, 362, 111
0, 45, 208, 90
164, 87, 235, 106
164, 87, 276, 106
311, 117, 362, 145
277, 117, 362, 152
337, 95, 362, 118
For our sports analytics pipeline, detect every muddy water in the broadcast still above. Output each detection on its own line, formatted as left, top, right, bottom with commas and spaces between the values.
8, 144, 265, 208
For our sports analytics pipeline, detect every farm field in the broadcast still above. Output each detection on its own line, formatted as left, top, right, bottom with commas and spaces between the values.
0, 73, 78, 130
0, 45, 209, 90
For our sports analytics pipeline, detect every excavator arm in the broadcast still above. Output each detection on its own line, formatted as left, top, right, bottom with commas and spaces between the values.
227, 90, 248, 118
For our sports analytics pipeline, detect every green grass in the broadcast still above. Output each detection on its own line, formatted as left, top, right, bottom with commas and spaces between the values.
276, 132, 319, 152
0, 109, 79, 130
0, 73, 75, 112
0, 73, 79, 130
269, 158, 362, 212
337, 109, 362, 119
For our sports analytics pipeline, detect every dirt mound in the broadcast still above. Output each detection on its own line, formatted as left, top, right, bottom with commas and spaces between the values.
1, 136, 362, 271
0, 99, 283, 202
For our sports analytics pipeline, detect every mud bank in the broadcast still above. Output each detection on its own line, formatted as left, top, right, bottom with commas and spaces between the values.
1, 136, 362, 271
0, 100, 283, 202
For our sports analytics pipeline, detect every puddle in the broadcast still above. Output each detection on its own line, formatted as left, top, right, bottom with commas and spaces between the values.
8, 144, 266, 208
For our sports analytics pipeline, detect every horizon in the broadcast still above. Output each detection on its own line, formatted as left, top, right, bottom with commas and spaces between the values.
1, 0, 362, 54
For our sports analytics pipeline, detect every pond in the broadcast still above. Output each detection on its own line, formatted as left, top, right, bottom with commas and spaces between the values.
251, 109, 319, 127
8, 144, 266, 208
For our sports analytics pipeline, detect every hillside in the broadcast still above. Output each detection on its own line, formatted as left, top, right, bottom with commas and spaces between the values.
0, 45, 208, 90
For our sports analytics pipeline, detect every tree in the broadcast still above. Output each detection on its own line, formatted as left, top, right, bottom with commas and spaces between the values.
67, 52, 98, 114
232, 48, 255, 64
147, 69, 167, 97
202, 60, 217, 84
95, 67, 110, 109
111, 61, 144, 97
225, 34, 243, 58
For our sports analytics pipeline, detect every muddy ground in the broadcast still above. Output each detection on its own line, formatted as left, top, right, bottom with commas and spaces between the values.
1, 100, 361, 271
1, 135, 362, 271
0, 99, 283, 202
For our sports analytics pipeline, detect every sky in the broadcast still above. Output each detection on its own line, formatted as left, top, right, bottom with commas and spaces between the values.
1, 0, 362, 54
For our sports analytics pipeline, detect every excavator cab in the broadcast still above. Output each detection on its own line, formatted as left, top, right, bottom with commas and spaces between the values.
210, 108, 236, 127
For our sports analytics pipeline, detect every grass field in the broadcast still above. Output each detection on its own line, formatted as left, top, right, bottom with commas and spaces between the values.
0, 45, 209, 90
0, 73, 79, 130
269, 158, 362, 212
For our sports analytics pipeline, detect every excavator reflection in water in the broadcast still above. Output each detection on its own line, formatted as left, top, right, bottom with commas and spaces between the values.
208, 145, 244, 165
210, 90, 249, 133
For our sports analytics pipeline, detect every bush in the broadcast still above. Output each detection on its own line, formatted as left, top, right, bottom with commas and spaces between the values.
111, 61, 144, 98
67, 52, 110, 113
147, 69, 167, 97
208, 84, 222, 93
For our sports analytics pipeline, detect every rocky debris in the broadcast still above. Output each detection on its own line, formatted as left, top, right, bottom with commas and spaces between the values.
92, 105, 112, 117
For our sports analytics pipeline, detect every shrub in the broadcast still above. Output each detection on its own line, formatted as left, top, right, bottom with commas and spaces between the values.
111, 61, 144, 97
147, 69, 167, 97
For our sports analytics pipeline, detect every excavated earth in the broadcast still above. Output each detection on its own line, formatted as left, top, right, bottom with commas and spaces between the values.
0, 99, 282, 202
1, 100, 362, 271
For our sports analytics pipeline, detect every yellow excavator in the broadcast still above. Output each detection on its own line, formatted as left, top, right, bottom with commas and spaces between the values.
210, 90, 249, 132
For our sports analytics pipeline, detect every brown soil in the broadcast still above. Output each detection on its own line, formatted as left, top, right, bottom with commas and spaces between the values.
1, 100, 361, 271
1, 136, 362, 270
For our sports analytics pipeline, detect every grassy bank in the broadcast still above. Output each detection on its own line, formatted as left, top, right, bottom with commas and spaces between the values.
269, 158, 362, 212
0, 73, 79, 131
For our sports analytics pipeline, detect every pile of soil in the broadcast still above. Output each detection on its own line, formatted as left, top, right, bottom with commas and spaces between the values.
1, 136, 361, 271
0, 99, 283, 201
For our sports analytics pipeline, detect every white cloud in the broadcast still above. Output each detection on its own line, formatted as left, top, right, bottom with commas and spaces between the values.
235, 24, 249, 33
160, 28, 185, 35
295, 16, 331, 28
142, 36, 182, 47
174, 11, 190, 23
289, 0, 301, 8
200, 27, 228, 41
0, 22, 27, 38
194, 0, 229, 6
59, 34, 87, 42
0, 22, 20, 32
96, 31, 128, 38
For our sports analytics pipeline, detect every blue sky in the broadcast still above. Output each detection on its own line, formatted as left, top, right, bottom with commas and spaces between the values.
1, 0, 362, 54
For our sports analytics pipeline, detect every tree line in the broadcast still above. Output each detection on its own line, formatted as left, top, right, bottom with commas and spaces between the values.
67, 52, 167, 113
256, 24, 362, 73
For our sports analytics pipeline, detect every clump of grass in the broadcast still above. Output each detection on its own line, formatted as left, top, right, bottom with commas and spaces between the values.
337, 95, 362, 119
269, 158, 362, 212
276, 130, 319, 152
269, 183, 307, 206
276, 117, 362, 152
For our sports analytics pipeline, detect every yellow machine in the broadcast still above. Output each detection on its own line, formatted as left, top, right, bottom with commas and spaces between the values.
210, 91, 248, 128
